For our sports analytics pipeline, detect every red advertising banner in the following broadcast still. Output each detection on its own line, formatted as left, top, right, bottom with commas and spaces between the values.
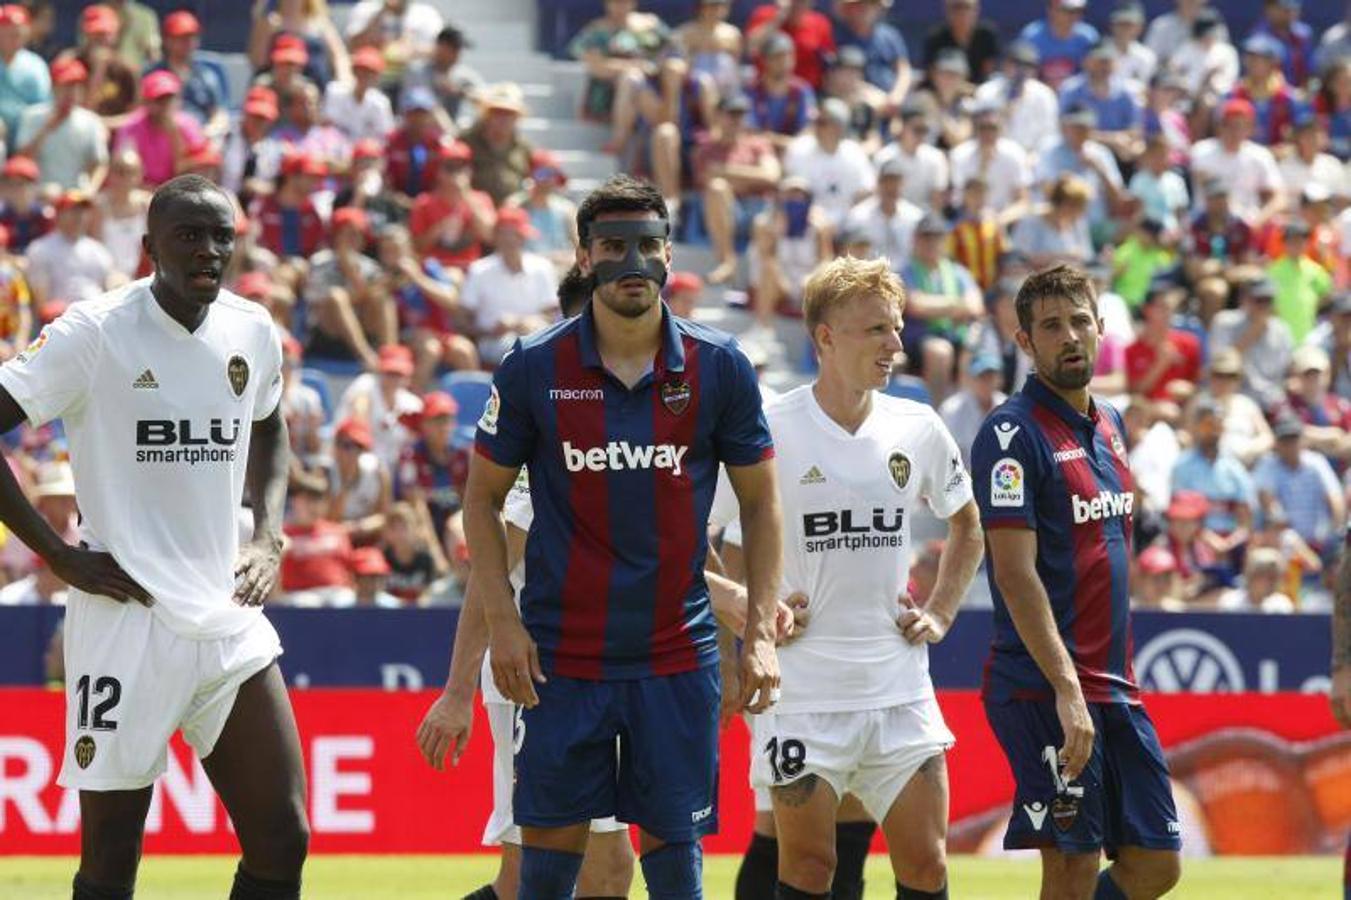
0, 689, 1344, 855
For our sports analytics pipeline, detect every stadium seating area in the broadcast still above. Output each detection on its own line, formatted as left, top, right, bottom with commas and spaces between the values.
0, 0, 1346, 614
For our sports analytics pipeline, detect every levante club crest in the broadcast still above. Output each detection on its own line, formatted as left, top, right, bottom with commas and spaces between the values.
661, 380, 691, 415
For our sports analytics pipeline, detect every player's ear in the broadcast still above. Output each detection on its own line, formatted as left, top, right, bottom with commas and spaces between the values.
141, 232, 154, 266
1013, 326, 1034, 357
575, 240, 591, 277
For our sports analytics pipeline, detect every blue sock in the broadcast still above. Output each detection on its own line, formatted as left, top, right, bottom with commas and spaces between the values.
1094, 870, 1128, 900
641, 841, 703, 900
520, 847, 584, 899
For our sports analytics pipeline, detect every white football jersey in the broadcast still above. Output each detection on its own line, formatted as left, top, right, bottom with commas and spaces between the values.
715, 386, 973, 714
481, 470, 533, 705
0, 280, 284, 639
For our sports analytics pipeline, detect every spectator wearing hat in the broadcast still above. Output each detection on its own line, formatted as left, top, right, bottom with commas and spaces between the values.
1112, 218, 1176, 309
844, 156, 923, 271
1145, 0, 1228, 63
385, 87, 448, 199
221, 86, 285, 203
1133, 545, 1184, 611
303, 205, 390, 369
1143, 71, 1192, 166
346, 546, 402, 607
1125, 279, 1201, 404
965, 276, 1032, 395
0, 460, 76, 587
322, 45, 395, 143
403, 25, 483, 128
1128, 133, 1190, 237
1105, 3, 1156, 87
66, 4, 138, 126
396, 391, 468, 542
950, 102, 1030, 216
274, 81, 351, 176
1253, 413, 1345, 560
901, 212, 983, 401
831, 0, 912, 108
784, 97, 876, 230
332, 138, 406, 238
249, 149, 327, 260
0, 156, 50, 252
1249, 0, 1314, 88
328, 417, 392, 543
1011, 172, 1094, 270
459, 206, 558, 365
940, 353, 1006, 467
1171, 7, 1239, 105
345, 0, 445, 67
113, 70, 205, 187
13, 58, 106, 192
145, 11, 228, 138
1267, 218, 1333, 343
746, 0, 835, 92
1058, 43, 1145, 164
409, 139, 495, 272
1016, 0, 1099, 90
909, 48, 974, 150
461, 82, 534, 207
873, 102, 950, 213
664, 271, 704, 319
381, 502, 446, 606
946, 174, 1004, 290
922, 0, 1001, 85
568, 0, 670, 130
747, 175, 832, 341
337, 344, 424, 471
1172, 399, 1257, 540
672, 0, 743, 97
0, 4, 49, 144
1161, 489, 1231, 603
1209, 276, 1294, 409
971, 41, 1059, 157
89, 149, 149, 279
692, 93, 781, 284
1281, 118, 1347, 207
281, 473, 355, 606
1189, 98, 1285, 226
248, 0, 351, 89
1034, 103, 1125, 241
251, 33, 320, 100
1282, 344, 1351, 460
746, 31, 818, 150
1226, 34, 1305, 147
1203, 349, 1275, 466
506, 149, 578, 272
1305, 292, 1351, 397
819, 46, 887, 153
25, 191, 114, 307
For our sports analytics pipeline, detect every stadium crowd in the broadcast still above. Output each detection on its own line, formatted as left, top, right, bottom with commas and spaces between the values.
0, 0, 1345, 614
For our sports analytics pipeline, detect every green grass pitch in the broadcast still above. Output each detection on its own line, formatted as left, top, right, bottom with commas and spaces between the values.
0, 854, 1339, 898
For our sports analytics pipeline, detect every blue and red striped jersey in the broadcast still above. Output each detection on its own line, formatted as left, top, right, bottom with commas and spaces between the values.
475, 303, 774, 680
971, 376, 1139, 705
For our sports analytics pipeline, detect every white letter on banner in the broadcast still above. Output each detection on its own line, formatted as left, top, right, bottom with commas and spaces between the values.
0, 737, 52, 832
312, 736, 375, 833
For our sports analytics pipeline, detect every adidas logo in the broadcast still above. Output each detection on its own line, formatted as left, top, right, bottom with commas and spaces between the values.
132, 369, 159, 390
800, 465, 826, 485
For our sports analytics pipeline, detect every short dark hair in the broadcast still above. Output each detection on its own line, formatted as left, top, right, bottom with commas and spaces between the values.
147, 175, 231, 232
557, 264, 594, 317
1014, 264, 1098, 334
575, 175, 668, 246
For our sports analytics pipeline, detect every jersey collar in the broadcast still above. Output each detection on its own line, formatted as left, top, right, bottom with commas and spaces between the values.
577, 300, 686, 377
1023, 374, 1101, 434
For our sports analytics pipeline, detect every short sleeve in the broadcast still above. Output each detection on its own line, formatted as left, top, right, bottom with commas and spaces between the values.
712, 343, 774, 466
253, 321, 284, 421
920, 412, 974, 519
474, 341, 537, 468
970, 413, 1041, 530
0, 307, 100, 426
502, 469, 534, 531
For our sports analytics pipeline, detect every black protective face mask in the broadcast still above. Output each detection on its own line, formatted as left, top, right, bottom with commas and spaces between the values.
585, 218, 670, 288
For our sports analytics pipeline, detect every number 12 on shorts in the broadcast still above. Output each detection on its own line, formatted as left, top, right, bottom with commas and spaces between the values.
764, 736, 806, 783
75, 675, 122, 731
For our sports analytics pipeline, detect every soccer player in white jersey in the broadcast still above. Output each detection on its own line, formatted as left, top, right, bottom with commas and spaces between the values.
714, 256, 985, 900
0, 175, 305, 900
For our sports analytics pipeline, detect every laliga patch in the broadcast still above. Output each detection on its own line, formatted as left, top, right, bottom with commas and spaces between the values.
991, 457, 1024, 507
227, 353, 250, 398
661, 380, 691, 416
887, 449, 912, 491
1051, 794, 1080, 832
478, 385, 501, 435
74, 735, 96, 770
16, 328, 49, 363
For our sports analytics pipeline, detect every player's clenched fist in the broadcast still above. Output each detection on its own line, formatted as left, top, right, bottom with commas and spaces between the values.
487, 609, 546, 708
896, 593, 952, 645
1055, 687, 1095, 782
50, 546, 153, 607
416, 690, 474, 771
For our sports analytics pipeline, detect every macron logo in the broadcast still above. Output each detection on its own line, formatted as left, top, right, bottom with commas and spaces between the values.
549, 388, 604, 401
1071, 490, 1134, 524
563, 441, 689, 476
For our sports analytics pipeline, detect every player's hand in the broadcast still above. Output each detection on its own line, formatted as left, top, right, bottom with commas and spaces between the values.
1332, 666, 1351, 730
896, 594, 951, 645
776, 592, 809, 645
487, 611, 546, 708
416, 689, 474, 770
233, 536, 283, 606
1055, 687, 1095, 782
737, 635, 780, 714
49, 545, 153, 607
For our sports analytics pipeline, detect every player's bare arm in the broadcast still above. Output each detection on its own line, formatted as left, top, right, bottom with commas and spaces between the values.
1332, 538, 1351, 729
987, 526, 1094, 781
708, 531, 805, 643
234, 404, 289, 606
726, 458, 784, 714
898, 499, 983, 645
0, 386, 152, 605
463, 452, 544, 707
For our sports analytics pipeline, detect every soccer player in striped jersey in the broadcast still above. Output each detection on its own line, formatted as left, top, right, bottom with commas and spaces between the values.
972, 265, 1181, 900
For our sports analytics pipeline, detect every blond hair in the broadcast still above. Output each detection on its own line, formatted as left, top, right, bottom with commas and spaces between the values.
802, 256, 906, 344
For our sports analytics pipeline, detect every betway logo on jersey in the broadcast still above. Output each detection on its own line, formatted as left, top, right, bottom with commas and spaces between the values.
802, 508, 905, 553
1071, 490, 1134, 524
562, 441, 688, 476
135, 418, 242, 465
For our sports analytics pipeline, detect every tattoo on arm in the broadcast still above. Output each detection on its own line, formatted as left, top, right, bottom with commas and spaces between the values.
772, 773, 820, 808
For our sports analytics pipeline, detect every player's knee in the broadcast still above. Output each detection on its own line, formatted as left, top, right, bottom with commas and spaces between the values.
1042, 851, 1099, 893
780, 844, 836, 893
898, 847, 947, 893
1126, 851, 1181, 898
246, 801, 309, 875
639, 840, 702, 900
578, 833, 634, 896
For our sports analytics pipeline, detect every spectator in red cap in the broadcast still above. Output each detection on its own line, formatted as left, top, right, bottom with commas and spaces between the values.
113, 69, 206, 186
63, 5, 138, 124
183, 142, 223, 180
249, 149, 328, 259
460, 206, 558, 364
409, 139, 494, 271
506, 148, 578, 272
302, 205, 391, 370
1133, 545, 1184, 610
1189, 97, 1286, 226
665, 270, 705, 318
337, 344, 424, 469
89, 148, 150, 279
281, 473, 355, 605
396, 390, 468, 541
274, 81, 350, 176
25, 191, 115, 307
323, 45, 395, 143
350, 546, 403, 607
221, 86, 285, 204
248, 0, 351, 89
251, 34, 319, 100
79, 0, 162, 74
144, 10, 229, 138
332, 138, 405, 237
13, 57, 107, 192
384, 87, 447, 199
0, 4, 50, 145
1162, 489, 1226, 603
328, 416, 393, 543
0, 155, 52, 252
461, 82, 534, 206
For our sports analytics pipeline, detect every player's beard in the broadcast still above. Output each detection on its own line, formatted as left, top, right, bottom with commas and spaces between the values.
596, 278, 659, 319
1045, 358, 1094, 390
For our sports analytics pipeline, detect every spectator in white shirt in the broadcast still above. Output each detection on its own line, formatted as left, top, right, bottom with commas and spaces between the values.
747, 175, 833, 341
872, 102, 949, 212
25, 190, 115, 307
337, 345, 424, 471
972, 41, 1060, 158
1106, 3, 1156, 87
344, 0, 445, 64
459, 206, 558, 364
844, 156, 923, 270
323, 46, 396, 142
1189, 97, 1285, 225
783, 98, 876, 230
949, 100, 1031, 215
13, 57, 107, 192
1279, 116, 1346, 199
1145, 0, 1229, 62
1169, 8, 1238, 107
